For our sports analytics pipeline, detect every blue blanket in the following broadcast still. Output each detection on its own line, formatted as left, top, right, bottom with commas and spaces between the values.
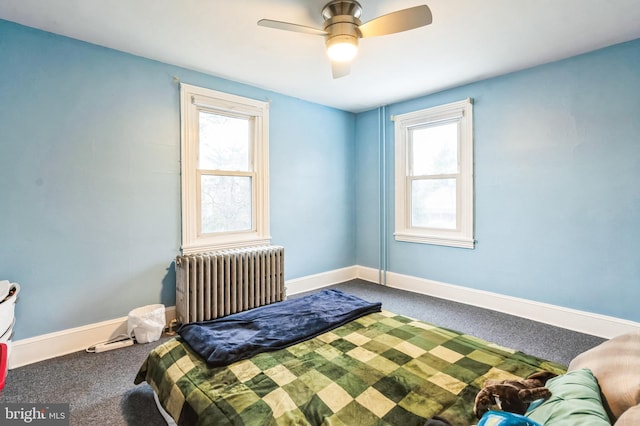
178, 289, 382, 366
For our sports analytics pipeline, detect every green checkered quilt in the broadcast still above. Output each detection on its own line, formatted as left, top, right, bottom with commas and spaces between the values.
135, 310, 565, 425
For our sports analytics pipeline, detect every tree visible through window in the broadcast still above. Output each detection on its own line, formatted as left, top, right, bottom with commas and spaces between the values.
180, 84, 270, 253
393, 99, 474, 248
198, 111, 252, 234
410, 122, 458, 230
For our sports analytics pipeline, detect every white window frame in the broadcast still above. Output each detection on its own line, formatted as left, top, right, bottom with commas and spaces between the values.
393, 98, 474, 249
180, 83, 270, 254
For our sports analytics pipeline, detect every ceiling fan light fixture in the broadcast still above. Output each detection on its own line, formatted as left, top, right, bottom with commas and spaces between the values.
326, 35, 358, 62
258, 0, 433, 78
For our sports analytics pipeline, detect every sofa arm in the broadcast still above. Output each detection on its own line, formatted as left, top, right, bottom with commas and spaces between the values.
569, 331, 640, 423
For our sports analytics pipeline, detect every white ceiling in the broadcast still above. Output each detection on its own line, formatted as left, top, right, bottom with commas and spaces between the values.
1, 0, 640, 112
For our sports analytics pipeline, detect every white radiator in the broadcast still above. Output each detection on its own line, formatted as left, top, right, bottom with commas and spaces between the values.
176, 246, 285, 324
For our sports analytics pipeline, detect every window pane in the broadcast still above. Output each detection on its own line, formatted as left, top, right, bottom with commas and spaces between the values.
411, 122, 458, 175
201, 175, 252, 233
199, 111, 250, 171
411, 178, 457, 230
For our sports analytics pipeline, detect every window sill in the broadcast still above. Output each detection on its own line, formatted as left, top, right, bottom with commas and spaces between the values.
394, 232, 475, 249
182, 236, 272, 255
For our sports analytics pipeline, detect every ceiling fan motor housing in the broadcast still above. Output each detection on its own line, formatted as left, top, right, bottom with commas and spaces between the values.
322, 0, 362, 20
322, 0, 363, 60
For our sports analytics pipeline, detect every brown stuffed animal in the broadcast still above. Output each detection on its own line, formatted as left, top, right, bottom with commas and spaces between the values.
473, 371, 557, 419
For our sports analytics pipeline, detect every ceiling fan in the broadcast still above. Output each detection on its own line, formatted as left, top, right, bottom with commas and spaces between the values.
258, 0, 432, 78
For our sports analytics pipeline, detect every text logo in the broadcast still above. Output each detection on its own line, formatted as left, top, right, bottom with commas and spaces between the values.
0, 404, 69, 425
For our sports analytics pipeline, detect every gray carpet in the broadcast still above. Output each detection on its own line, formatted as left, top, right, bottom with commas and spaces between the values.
0, 279, 605, 425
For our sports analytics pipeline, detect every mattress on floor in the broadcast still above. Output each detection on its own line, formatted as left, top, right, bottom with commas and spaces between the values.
135, 309, 565, 425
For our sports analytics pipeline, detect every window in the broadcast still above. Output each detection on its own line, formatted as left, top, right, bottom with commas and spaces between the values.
393, 98, 474, 248
180, 83, 270, 253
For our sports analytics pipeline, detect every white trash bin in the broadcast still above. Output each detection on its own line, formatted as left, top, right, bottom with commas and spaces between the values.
0, 283, 19, 360
127, 304, 166, 343
0, 283, 20, 337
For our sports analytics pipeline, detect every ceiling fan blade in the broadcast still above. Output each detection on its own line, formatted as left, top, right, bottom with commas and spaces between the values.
358, 5, 432, 38
257, 19, 328, 36
331, 61, 351, 79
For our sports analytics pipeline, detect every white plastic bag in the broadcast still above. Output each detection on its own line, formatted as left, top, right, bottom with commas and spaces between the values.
127, 304, 165, 343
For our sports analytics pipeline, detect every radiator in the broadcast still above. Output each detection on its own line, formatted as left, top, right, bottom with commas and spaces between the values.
175, 246, 285, 324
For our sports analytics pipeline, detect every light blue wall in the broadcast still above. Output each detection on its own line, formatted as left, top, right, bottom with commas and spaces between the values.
269, 95, 356, 275
0, 20, 355, 339
355, 39, 640, 323
2, 17, 638, 340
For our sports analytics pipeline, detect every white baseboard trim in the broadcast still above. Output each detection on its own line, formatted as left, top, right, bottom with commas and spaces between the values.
10, 266, 360, 369
285, 266, 358, 295
9, 306, 176, 370
356, 266, 640, 340
280, 265, 640, 338
10, 266, 640, 368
